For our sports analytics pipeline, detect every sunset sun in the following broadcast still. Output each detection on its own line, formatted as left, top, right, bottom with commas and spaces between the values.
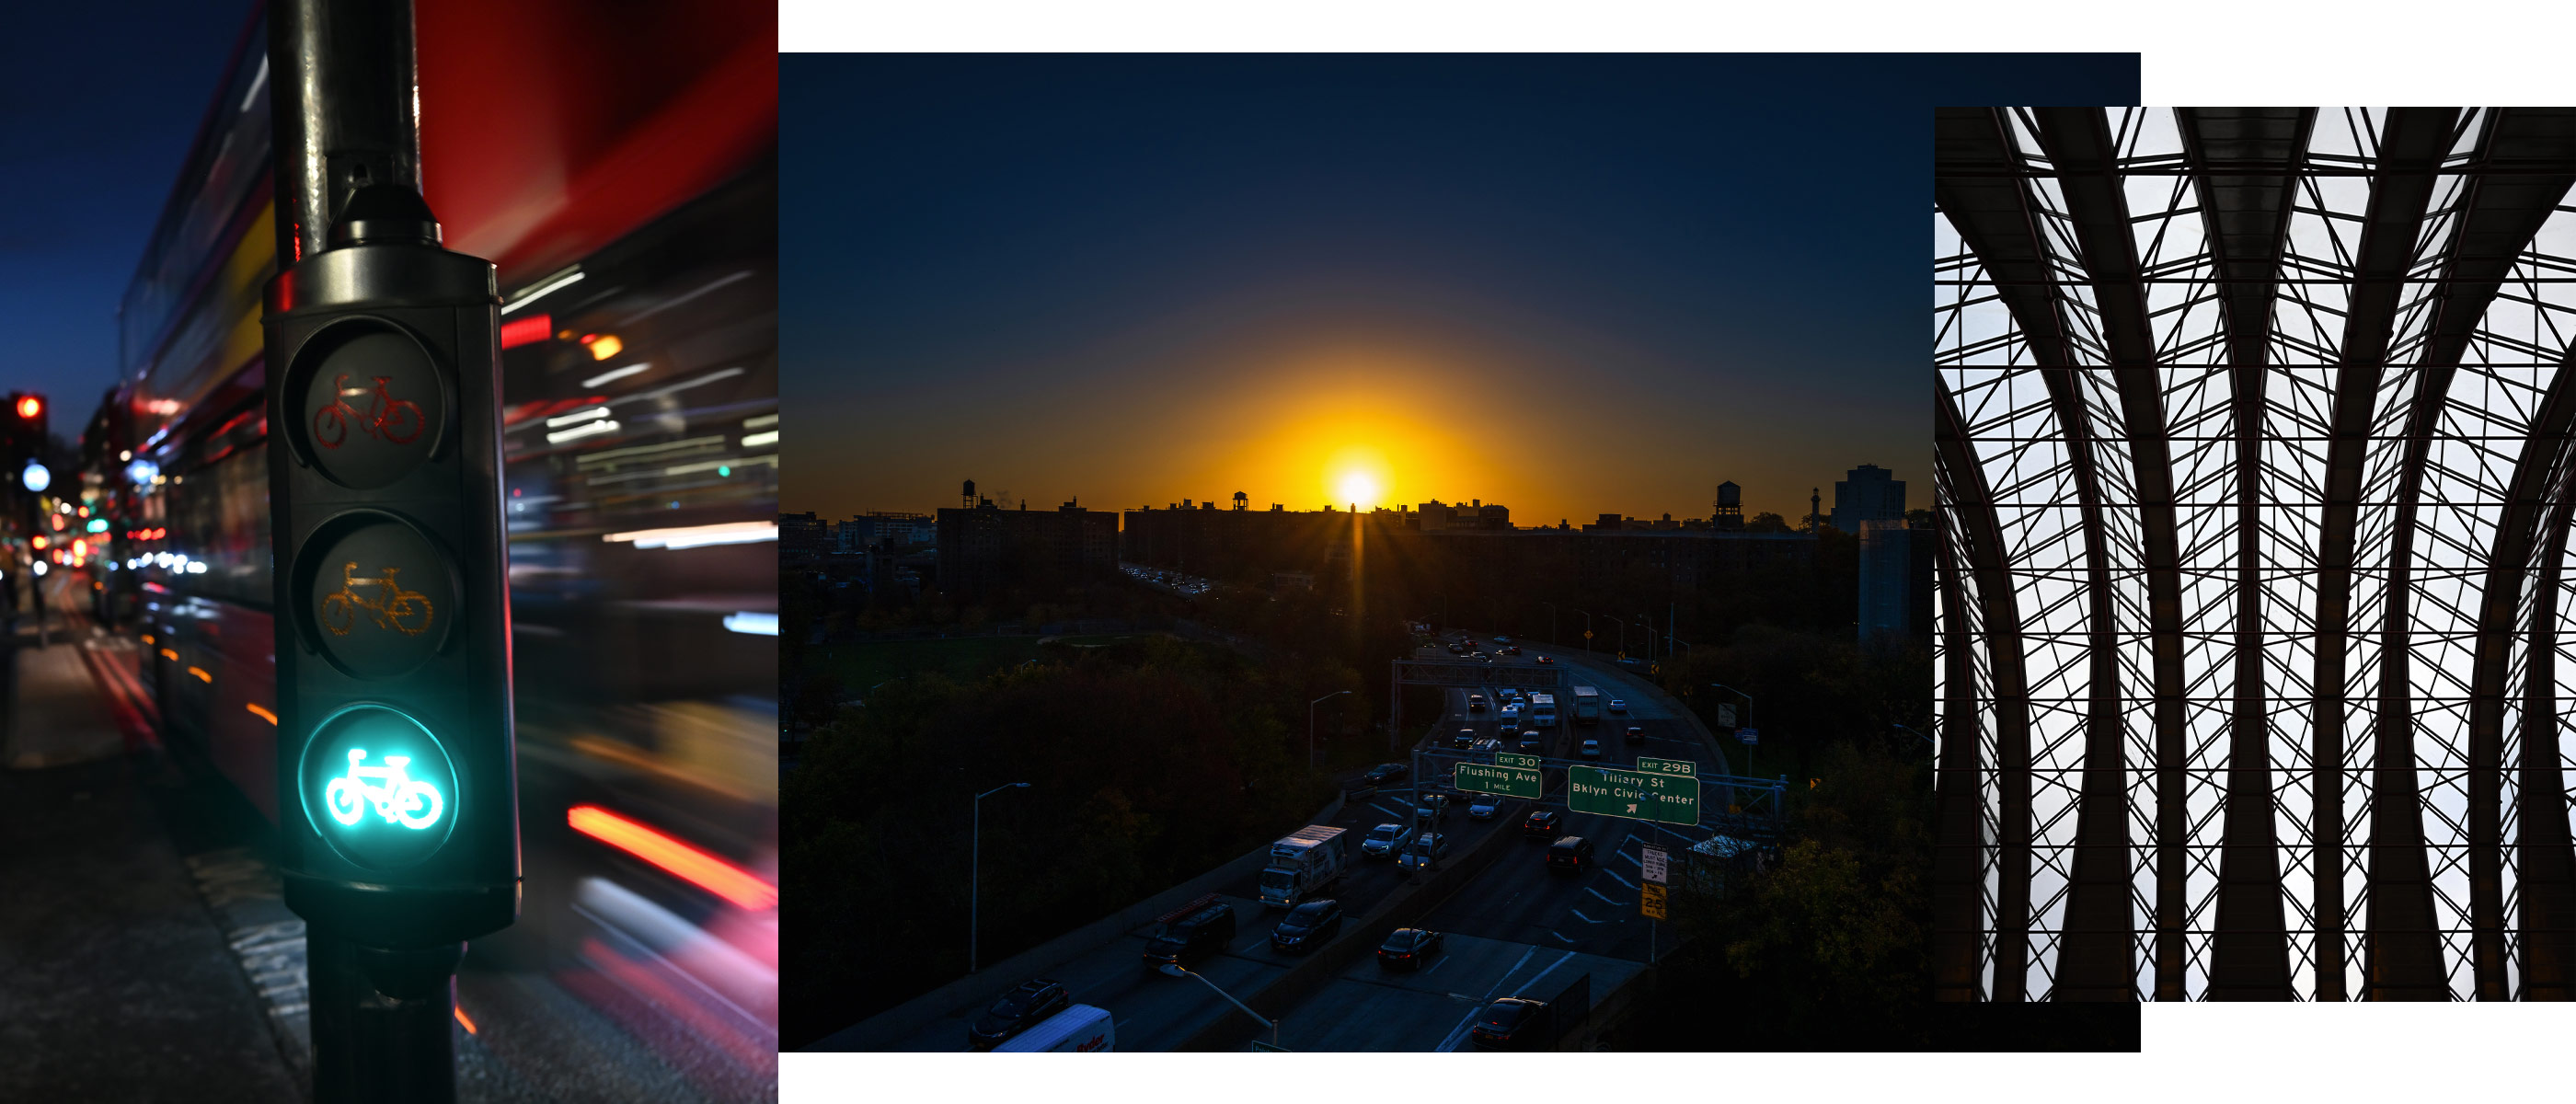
1335, 470, 1382, 509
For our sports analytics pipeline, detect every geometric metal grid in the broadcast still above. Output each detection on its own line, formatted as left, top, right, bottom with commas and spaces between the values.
1934, 107, 2576, 1000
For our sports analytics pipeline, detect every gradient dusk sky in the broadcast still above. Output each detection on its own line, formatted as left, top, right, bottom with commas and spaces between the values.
784, 54, 2136, 526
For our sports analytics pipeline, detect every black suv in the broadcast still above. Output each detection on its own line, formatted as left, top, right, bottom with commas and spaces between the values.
1271, 899, 1343, 953
1624, 725, 1645, 746
1522, 810, 1563, 839
968, 977, 1071, 1050
1143, 901, 1236, 967
1546, 835, 1595, 874
1451, 728, 1478, 749
1362, 763, 1409, 787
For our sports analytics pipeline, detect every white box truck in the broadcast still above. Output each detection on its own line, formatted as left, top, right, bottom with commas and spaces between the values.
1571, 686, 1601, 726
1528, 693, 1557, 729
993, 1004, 1115, 1052
1259, 825, 1349, 908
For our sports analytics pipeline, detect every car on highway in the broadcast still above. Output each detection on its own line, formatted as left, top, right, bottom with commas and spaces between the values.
1467, 694, 1487, 712
1470, 738, 1502, 755
1517, 734, 1543, 753
1469, 997, 1551, 1050
1625, 725, 1645, 746
1271, 899, 1343, 952
1376, 927, 1445, 972
1523, 810, 1562, 838
1398, 833, 1450, 870
1453, 728, 1478, 749
1363, 763, 1410, 787
1416, 793, 1451, 823
1143, 900, 1236, 968
968, 977, 1074, 1050
1546, 836, 1596, 874
1474, 653, 1494, 663
1579, 739, 1601, 760
1535, 655, 1556, 665
1362, 822, 1407, 859
1467, 794, 1501, 820
1501, 645, 1521, 656
1492, 637, 1511, 644
1609, 698, 1627, 713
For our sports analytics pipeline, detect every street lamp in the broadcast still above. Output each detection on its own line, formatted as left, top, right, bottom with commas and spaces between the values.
1310, 690, 1354, 770
1158, 962, 1281, 1048
1606, 615, 1627, 660
1570, 608, 1593, 654
1638, 613, 1652, 662
1709, 684, 1754, 776
971, 782, 1031, 974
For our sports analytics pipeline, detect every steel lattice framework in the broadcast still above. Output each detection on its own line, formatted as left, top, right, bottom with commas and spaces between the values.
1934, 107, 2576, 1001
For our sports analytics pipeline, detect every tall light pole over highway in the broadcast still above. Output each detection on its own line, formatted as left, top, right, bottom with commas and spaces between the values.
1606, 615, 1627, 659
1309, 690, 1353, 770
971, 782, 1031, 974
1571, 608, 1593, 654
1157, 962, 1281, 1048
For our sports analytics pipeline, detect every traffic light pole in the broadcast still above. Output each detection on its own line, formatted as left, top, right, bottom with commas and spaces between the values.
266, 4, 516, 1101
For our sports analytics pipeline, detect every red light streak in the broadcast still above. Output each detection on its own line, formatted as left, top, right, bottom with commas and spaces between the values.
500, 313, 552, 350
567, 805, 776, 910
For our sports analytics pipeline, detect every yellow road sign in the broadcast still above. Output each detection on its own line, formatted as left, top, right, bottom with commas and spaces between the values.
1641, 882, 1668, 919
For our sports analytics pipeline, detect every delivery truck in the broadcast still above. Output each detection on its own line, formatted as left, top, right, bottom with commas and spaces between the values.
1259, 824, 1349, 908
992, 1004, 1115, 1052
1571, 686, 1601, 726
1528, 693, 1558, 729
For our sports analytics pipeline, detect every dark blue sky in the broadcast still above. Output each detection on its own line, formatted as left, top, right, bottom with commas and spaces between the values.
785, 54, 2136, 524
0, 2, 255, 436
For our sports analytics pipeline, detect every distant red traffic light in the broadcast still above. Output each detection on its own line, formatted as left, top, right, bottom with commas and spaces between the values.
14, 396, 39, 420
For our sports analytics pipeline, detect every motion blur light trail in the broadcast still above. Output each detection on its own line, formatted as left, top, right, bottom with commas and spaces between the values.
569, 805, 779, 912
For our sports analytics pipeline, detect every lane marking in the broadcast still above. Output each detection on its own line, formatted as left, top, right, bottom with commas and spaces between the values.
1584, 888, 1627, 907
1550, 932, 1576, 944
1433, 944, 1542, 1052
1601, 868, 1639, 890
1570, 909, 1603, 925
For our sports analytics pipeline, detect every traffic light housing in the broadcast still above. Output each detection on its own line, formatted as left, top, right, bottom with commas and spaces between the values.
264, 183, 518, 949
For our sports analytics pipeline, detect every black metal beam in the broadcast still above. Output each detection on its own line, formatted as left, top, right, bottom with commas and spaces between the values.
2029, 106, 2181, 1002
2293, 107, 2457, 1002
2522, 442, 2576, 1000
2372, 108, 2576, 1000
1935, 374, 2030, 1002
1935, 107, 2111, 999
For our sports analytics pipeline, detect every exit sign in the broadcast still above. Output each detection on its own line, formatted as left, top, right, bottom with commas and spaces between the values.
1455, 763, 1542, 799
1567, 765, 1698, 825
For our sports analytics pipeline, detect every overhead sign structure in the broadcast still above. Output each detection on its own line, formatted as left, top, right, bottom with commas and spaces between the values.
1640, 882, 1669, 920
1455, 763, 1542, 800
1496, 752, 1540, 769
1567, 765, 1699, 825
1640, 845, 1668, 885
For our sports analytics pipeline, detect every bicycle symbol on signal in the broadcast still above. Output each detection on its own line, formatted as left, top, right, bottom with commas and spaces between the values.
314, 374, 424, 449
324, 748, 443, 830
320, 561, 435, 637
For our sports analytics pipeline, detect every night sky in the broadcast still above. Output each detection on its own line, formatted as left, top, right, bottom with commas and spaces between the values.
785, 54, 2136, 527
0, 2, 255, 432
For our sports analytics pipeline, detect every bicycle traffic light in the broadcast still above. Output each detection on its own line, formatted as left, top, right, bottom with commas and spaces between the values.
264, 181, 518, 949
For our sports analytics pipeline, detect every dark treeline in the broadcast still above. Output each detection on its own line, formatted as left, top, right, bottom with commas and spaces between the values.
780, 635, 1350, 1048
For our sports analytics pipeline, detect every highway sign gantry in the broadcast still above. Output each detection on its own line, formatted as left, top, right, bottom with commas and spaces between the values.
1567, 765, 1699, 824
1454, 763, 1542, 800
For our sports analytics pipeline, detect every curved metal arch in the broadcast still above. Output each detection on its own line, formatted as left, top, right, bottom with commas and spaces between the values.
1934, 374, 2035, 1001
1934, 107, 2121, 999
2298, 107, 2460, 1002
2522, 434, 2576, 999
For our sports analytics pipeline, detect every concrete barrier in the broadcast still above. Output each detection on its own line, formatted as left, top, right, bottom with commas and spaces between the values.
1174, 796, 1530, 1052
1556, 960, 1656, 1051
813, 790, 1345, 1051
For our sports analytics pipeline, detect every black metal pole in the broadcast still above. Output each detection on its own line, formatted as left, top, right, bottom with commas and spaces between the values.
268, 5, 455, 1103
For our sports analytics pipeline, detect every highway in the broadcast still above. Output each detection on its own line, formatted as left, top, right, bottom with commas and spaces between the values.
830, 629, 1742, 1052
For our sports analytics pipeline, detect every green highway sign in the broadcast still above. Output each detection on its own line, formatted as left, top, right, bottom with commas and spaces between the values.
1637, 756, 1696, 777
1455, 763, 1542, 799
1496, 752, 1540, 769
1568, 765, 1699, 824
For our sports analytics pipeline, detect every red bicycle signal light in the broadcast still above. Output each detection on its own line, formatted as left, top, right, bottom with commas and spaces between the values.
14, 396, 39, 420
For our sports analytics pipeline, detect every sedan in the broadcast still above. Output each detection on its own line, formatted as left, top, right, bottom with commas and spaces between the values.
1470, 997, 1549, 1050
1625, 725, 1645, 746
1608, 698, 1627, 713
1501, 646, 1522, 656
1579, 739, 1601, 760
1452, 728, 1478, 749
1523, 810, 1563, 838
967, 978, 1071, 1050
1271, 899, 1343, 952
1467, 794, 1502, 820
1535, 655, 1557, 666
1398, 833, 1450, 870
1363, 763, 1409, 786
1361, 822, 1407, 858
1377, 928, 1445, 971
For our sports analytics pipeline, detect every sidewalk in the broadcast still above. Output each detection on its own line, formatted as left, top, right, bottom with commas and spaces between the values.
0, 609, 304, 1100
